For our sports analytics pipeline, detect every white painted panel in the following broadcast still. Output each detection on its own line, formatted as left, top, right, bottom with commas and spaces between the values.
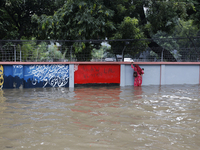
125, 64, 134, 86
124, 64, 160, 86
120, 65, 125, 86
165, 65, 199, 85
69, 64, 74, 88
140, 65, 160, 85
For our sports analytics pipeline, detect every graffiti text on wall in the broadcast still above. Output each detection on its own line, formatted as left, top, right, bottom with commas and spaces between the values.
0, 65, 4, 89
26, 65, 69, 88
13, 65, 23, 78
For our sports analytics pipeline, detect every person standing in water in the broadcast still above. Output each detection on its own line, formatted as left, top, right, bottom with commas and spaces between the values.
131, 62, 144, 86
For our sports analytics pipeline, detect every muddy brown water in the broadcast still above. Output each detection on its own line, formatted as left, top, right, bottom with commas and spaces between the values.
0, 85, 200, 150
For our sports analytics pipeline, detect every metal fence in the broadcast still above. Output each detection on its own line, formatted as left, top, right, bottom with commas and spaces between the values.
0, 38, 200, 62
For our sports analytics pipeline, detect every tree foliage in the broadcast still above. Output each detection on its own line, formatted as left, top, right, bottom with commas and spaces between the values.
32, 0, 115, 40
0, 0, 65, 39
1, 0, 200, 61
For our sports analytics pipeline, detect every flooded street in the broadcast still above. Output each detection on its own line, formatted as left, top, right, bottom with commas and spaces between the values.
0, 85, 200, 150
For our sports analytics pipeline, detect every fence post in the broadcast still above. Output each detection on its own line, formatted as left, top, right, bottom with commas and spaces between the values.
122, 46, 126, 62
20, 45, 22, 62
14, 45, 16, 62
161, 48, 164, 62
70, 45, 72, 61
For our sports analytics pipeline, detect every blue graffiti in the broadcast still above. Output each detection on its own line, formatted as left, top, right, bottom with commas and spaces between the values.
25, 65, 69, 87
13, 65, 23, 79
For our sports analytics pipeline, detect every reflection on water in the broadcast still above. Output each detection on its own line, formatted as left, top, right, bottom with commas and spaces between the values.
0, 85, 200, 150
0, 90, 7, 114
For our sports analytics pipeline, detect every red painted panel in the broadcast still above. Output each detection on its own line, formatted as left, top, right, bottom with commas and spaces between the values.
74, 64, 120, 84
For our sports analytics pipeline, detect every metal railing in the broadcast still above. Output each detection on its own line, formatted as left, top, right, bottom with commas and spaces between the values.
0, 38, 200, 62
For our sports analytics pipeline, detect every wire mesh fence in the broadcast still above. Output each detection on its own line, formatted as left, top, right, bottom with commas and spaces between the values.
0, 38, 200, 62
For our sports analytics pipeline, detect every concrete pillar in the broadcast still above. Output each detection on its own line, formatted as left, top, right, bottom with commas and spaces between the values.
69, 64, 74, 88
120, 64, 125, 86
160, 64, 165, 85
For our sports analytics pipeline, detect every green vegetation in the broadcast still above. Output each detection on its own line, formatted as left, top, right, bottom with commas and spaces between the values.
91, 45, 111, 61
1, 0, 200, 61
18, 39, 67, 62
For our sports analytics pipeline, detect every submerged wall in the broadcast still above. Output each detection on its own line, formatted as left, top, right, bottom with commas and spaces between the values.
0, 62, 199, 88
1, 64, 69, 88
74, 64, 120, 85
121, 63, 200, 86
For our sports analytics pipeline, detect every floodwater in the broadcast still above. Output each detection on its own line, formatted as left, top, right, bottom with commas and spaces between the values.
0, 85, 200, 150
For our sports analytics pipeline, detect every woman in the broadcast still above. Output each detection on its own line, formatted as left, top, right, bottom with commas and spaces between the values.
131, 62, 144, 86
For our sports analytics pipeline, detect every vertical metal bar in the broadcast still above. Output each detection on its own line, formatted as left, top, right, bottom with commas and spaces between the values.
14, 45, 16, 62
70, 45, 72, 62
199, 65, 200, 85
36, 48, 38, 62
20, 45, 22, 62
161, 49, 163, 62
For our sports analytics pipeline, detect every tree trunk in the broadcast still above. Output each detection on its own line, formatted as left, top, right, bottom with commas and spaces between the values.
138, 3, 177, 62
148, 40, 177, 62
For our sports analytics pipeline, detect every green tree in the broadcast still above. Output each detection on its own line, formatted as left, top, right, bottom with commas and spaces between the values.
0, 0, 65, 39
110, 16, 147, 61
141, 0, 195, 61
152, 19, 200, 61
173, 19, 200, 61
188, 0, 200, 29
0, 7, 19, 39
32, 0, 114, 40
152, 31, 180, 61
1, 0, 198, 61
20, 37, 37, 61
33, 0, 196, 61
32, 0, 114, 61
174, 19, 199, 47
91, 44, 111, 61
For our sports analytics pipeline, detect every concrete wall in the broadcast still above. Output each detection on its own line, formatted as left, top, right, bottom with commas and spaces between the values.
74, 64, 120, 85
163, 65, 199, 85
0, 62, 199, 88
123, 64, 161, 86
122, 63, 200, 86
1, 64, 69, 88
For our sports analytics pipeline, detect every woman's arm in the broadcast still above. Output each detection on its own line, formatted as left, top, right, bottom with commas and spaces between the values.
131, 63, 134, 69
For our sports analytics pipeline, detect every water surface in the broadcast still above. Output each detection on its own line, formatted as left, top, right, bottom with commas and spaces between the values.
0, 85, 200, 150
